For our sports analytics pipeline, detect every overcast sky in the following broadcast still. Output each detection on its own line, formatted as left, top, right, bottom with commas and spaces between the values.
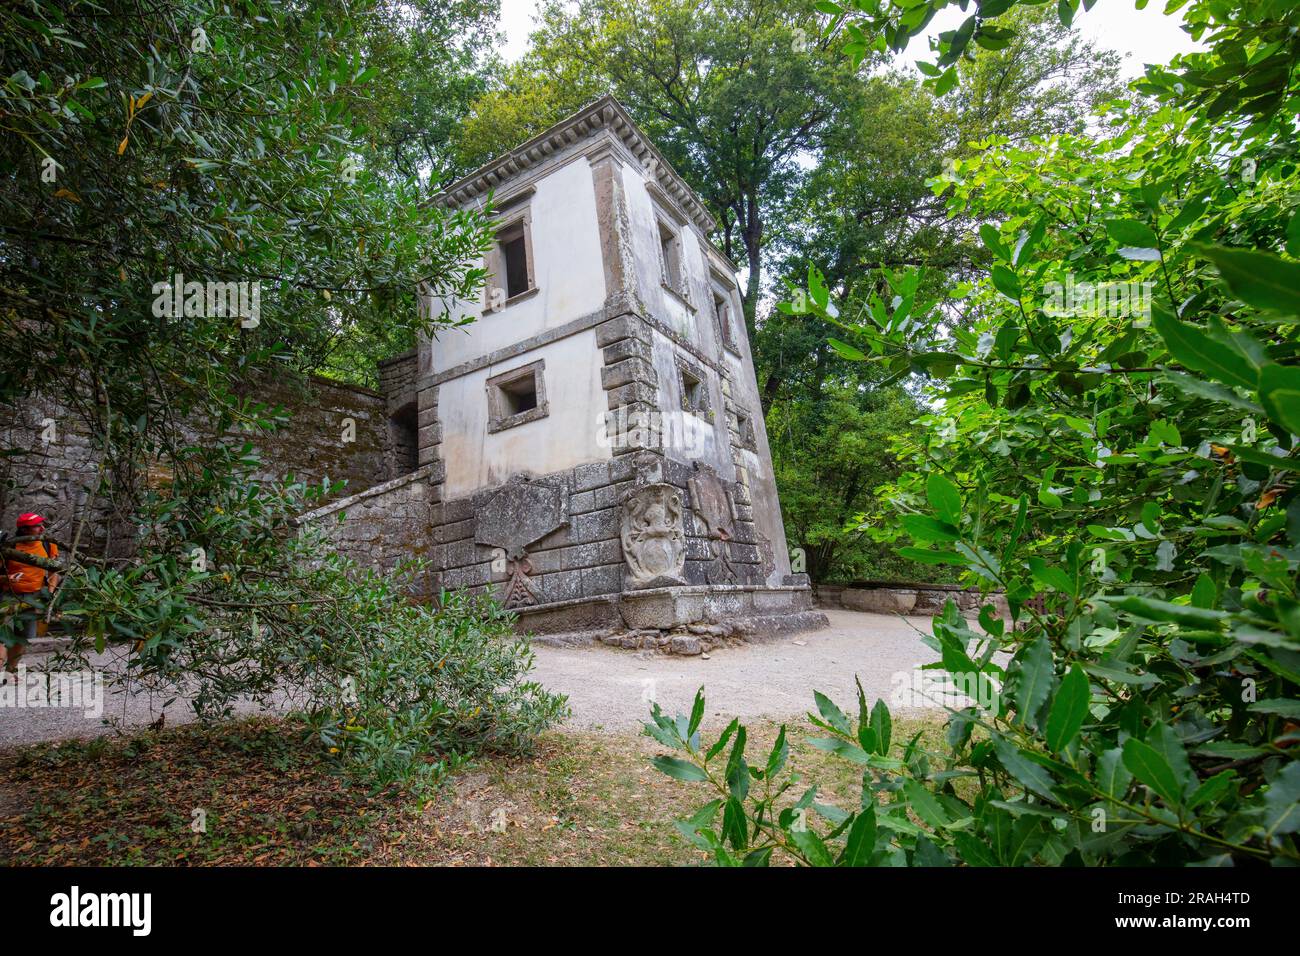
495, 0, 1202, 78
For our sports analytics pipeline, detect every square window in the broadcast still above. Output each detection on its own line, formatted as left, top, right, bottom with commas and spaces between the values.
735, 410, 757, 450
659, 219, 684, 296
713, 290, 734, 347
500, 374, 537, 415
677, 360, 710, 418
486, 214, 535, 310
487, 360, 548, 433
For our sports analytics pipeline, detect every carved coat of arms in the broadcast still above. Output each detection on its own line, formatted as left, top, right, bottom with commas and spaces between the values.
621, 483, 686, 588
475, 475, 568, 608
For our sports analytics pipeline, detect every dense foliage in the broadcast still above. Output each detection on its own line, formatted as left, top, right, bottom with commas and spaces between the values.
1, 1, 569, 783
650, 0, 1300, 865
768, 383, 939, 581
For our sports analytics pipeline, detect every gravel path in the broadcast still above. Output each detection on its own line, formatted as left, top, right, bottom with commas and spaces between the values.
0, 609, 940, 747
529, 609, 941, 733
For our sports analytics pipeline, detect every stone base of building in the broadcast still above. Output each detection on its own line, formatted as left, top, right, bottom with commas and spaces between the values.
515, 583, 828, 654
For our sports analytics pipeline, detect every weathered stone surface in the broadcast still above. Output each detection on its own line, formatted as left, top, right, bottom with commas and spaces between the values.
573, 461, 611, 492
670, 635, 701, 655
839, 588, 918, 614
620, 483, 686, 588
581, 563, 622, 597
595, 314, 646, 348
688, 464, 734, 539
474, 475, 568, 560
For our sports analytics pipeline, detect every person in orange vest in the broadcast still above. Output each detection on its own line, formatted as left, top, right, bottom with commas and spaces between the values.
2, 512, 59, 676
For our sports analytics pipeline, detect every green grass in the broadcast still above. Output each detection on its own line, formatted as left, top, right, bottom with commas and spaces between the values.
0, 713, 944, 866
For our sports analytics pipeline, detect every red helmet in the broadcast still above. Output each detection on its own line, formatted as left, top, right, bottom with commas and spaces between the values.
16, 513, 45, 529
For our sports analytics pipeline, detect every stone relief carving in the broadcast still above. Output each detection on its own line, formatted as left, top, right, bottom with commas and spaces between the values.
757, 532, 777, 582
621, 482, 686, 588
475, 473, 568, 608
689, 464, 737, 584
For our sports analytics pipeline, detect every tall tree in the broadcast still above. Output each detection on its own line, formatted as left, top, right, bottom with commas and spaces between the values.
455, 0, 870, 334
951, 3, 1125, 144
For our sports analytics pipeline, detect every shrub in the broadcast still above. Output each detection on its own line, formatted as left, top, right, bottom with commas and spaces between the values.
51, 464, 566, 790
648, 0, 1300, 866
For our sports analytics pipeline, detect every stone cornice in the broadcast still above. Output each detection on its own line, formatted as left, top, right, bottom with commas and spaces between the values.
435, 94, 718, 235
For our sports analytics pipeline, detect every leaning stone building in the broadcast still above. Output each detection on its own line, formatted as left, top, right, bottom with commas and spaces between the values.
1, 95, 824, 651
303, 95, 822, 646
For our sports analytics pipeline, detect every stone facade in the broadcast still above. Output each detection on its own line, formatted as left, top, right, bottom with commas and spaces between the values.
296, 95, 826, 649
1, 95, 827, 653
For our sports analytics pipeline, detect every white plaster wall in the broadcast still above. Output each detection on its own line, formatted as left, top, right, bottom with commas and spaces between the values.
621, 161, 720, 361
438, 330, 611, 499
648, 329, 733, 478
426, 156, 607, 374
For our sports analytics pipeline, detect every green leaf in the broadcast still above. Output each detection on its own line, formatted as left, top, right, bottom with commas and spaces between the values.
1028, 556, 1075, 597
926, 473, 963, 526
991, 265, 1021, 300
904, 779, 950, 828
1153, 303, 1258, 391
1248, 698, 1300, 719
870, 698, 892, 756
1044, 664, 1089, 752
1121, 737, 1182, 807
979, 223, 1009, 261
1193, 244, 1300, 315
1014, 639, 1054, 726
1258, 363, 1300, 435
1260, 762, 1300, 838
813, 690, 852, 735
954, 832, 996, 866
1191, 573, 1217, 609
840, 805, 877, 866
1098, 747, 1133, 799
765, 725, 789, 777
789, 827, 835, 866
992, 737, 1057, 800
897, 547, 969, 566
1102, 595, 1228, 629
687, 687, 705, 737
1105, 218, 1159, 247
725, 725, 749, 800
1187, 770, 1236, 810
651, 755, 708, 782
827, 337, 867, 361
900, 514, 960, 542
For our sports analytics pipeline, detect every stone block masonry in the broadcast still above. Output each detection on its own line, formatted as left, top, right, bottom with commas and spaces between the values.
0, 374, 402, 549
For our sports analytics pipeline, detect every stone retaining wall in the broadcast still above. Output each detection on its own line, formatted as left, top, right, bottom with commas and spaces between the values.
814, 582, 1009, 619
1, 374, 394, 546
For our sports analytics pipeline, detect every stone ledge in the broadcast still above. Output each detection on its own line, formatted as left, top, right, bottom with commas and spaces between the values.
500, 583, 822, 653
296, 463, 440, 524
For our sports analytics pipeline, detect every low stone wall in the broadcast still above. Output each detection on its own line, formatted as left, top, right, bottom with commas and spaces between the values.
1, 374, 394, 543
815, 582, 1009, 619
297, 464, 440, 594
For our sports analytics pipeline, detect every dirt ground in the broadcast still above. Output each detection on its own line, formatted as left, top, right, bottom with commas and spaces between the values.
529, 608, 942, 733
0, 609, 942, 747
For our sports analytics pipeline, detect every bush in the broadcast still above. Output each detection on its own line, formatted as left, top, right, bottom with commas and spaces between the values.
301, 586, 569, 791
647, 0, 1300, 866
51, 462, 566, 790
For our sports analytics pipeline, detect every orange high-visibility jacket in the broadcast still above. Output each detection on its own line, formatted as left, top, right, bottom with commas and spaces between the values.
6, 539, 58, 595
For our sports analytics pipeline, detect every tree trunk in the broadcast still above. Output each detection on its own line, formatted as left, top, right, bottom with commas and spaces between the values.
740, 190, 763, 340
